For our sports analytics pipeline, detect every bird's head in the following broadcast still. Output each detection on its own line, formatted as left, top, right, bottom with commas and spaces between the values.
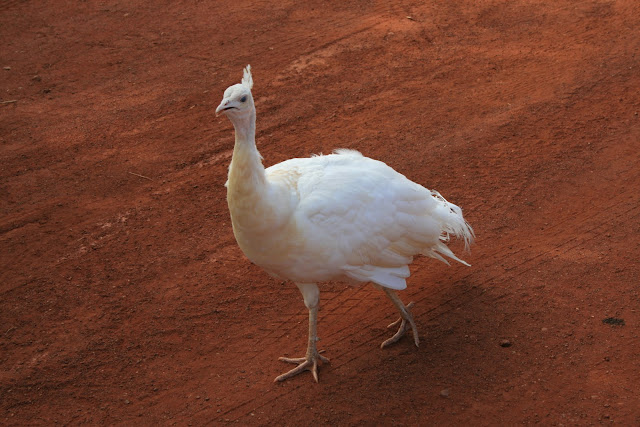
216, 65, 254, 119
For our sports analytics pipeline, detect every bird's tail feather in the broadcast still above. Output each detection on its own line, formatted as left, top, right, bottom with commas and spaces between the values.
427, 190, 474, 265
425, 242, 471, 267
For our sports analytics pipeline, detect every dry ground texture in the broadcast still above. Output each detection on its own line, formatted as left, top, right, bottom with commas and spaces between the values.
1, 0, 639, 424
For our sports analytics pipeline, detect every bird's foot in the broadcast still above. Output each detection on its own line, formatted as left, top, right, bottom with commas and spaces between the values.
381, 301, 420, 348
275, 350, 330, 383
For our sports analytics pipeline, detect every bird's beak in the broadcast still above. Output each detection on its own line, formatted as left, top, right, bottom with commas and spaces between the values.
215, 99, 228, 117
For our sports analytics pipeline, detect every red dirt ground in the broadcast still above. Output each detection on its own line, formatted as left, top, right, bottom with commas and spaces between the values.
2, 0, 639, 424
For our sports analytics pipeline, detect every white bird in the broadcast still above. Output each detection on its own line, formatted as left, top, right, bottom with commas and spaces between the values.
216, 65, 474, 383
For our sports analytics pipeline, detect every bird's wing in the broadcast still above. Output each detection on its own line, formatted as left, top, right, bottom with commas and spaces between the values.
266, 150, 473, 289
267, 150, 448, 289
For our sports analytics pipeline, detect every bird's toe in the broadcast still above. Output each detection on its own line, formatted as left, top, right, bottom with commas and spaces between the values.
278, 356, 307, 365
274, 351, 329, 382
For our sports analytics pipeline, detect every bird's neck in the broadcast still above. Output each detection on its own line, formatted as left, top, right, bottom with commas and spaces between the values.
228, 109, 265, 189
230, 110, 257, 149
226, 110, 273, 231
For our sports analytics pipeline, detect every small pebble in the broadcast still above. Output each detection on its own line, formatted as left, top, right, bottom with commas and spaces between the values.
440, 388, 450, 398
500, 339, 512, 348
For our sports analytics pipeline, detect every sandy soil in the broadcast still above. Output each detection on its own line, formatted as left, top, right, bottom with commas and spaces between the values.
2, 0, 639, 424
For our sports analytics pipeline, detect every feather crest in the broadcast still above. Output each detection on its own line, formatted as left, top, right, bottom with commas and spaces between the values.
242, 64, 253, 89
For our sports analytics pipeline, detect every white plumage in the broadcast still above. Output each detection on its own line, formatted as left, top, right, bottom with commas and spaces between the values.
216, 65, 474, 382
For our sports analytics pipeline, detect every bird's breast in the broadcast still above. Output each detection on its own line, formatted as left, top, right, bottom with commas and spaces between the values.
231, 217, 307, 275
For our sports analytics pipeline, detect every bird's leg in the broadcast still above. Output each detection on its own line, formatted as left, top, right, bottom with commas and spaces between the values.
380, 288, 420, 349
275, 283, 329, 382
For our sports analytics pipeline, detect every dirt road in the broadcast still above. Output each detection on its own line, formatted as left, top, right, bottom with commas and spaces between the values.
2, 0, 639, 424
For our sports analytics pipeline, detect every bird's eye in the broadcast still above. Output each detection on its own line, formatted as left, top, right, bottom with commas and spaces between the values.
240, 96, 247, 103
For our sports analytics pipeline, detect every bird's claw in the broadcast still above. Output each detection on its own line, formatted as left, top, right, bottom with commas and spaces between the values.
275, 351, 330, 383
381, 301, 419, 349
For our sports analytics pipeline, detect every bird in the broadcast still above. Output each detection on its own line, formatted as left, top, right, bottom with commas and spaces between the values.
216, 65, 474, 383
